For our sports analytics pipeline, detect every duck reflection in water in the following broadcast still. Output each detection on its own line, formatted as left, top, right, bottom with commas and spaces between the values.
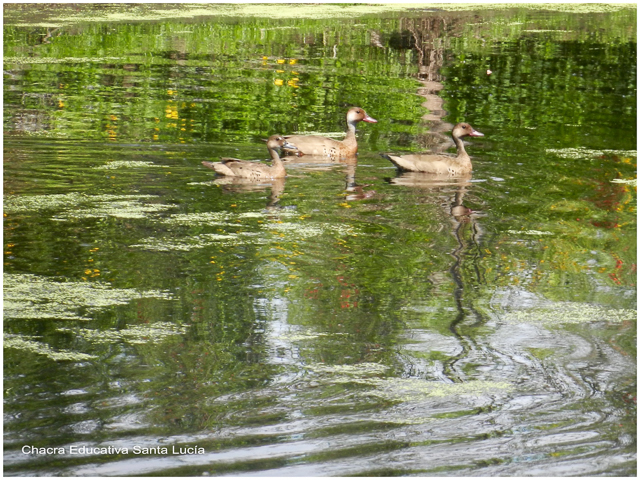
211, 176, 286, 211
342, 155, 376, 201
389, 172, 483, 229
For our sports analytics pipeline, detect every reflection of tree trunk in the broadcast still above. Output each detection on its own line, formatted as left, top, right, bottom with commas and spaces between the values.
401, 16, 455, 151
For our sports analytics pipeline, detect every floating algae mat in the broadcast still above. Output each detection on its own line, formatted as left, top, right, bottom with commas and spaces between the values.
4, 335, 97, 362
498, 302, 637, 326
93, 160, 169, 170
4, 193, 175, 220
56, 322, 189, 345
4, 273, 173, 321
132, 213, 361, 251
545, 147, 637, 160
305, 362, 512, 401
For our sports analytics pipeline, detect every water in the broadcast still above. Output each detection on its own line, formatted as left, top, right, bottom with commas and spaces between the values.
3, 4, 636, 476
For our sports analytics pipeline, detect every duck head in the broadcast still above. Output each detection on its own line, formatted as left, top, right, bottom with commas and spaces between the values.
453, 122, 484, 138
264, 135, 298, 151
347, 107, 378, 124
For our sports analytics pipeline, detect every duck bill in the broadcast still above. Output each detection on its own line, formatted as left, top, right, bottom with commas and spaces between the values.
362, 113, 378, 123
283, 141, 298, 150
469, 129, 484, 137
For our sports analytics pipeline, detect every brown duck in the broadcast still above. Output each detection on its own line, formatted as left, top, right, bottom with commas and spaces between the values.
201, 135, 296, 180
283, 107, 377, 159
383, 122, 484, 175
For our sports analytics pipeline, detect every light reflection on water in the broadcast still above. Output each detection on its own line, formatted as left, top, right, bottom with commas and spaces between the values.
3, 4, 637, 477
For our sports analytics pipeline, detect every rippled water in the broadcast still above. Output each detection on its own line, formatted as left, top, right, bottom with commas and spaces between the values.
3, 4, 636, 477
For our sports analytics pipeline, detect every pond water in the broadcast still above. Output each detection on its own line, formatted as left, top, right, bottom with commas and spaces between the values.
3, 4, 637, 477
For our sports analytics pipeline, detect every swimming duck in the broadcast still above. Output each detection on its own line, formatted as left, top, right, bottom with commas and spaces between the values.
383, 122, 484, 175
283, 107, 377, 159
201, 135, 296, 180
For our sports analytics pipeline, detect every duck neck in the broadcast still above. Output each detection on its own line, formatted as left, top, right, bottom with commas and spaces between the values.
269, 148, 285, 172
344, 120, 358, 145
453, 134, 469, 159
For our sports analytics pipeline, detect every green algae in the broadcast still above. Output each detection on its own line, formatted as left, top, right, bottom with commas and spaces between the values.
3, 56, 127, 65
57, 322, 188, 345
93, 160, 169, 170
265, 221, 358, 238
161, 211, 246, 227
306, 362, 389, 376
367, 378, 513, 401
546, 147, 637, 160
506, 230, 554, 236
134, 212, 359, 251
4, 273, 173, 321
4, 192, 176, 221
160, 210, 297, 226
3, 193, 169, 218
499, 303, 637, 326
4, 335, 97, 361
304, 362, 511, 401
4, 3, 635, 28
611, 178, 637, 186
280, 332, 331, 342
53, 201, 174, 221
130, 233, 253, 252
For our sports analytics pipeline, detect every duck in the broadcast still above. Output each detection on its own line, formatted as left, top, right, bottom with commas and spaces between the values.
201, 135, 296, 180
383, 122, 484, 175
283, 107, 377, 159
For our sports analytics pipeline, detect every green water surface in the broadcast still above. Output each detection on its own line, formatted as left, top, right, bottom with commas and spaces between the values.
3, 4, 636, 477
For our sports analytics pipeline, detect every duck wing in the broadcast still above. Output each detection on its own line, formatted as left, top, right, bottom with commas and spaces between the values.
283, 135, 344, 156
382, 153, 462, 174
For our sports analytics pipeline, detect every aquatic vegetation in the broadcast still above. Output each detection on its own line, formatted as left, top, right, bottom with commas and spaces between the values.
546, 147, 637, 160
499, 303, 637, 325
506, 230, 554, 236
134, 213, 359, 251
4, 335, 97, 361
161, 211, 244, 227
3, 193, 171, 220
52, 200, 175, 220
264, 221, 358, 238
3, 56, 126, 64
160, 210, 298, 226
5, 2, 634, 29
306, 362, 512, 400
130, 233, 255, 251
280, 332, 331, 342
306, 362, 389, 376
4, 192, 111, 213
4, 274, 173, 321
367, 378, 513, 401
57, 322, 188, 345
611, 178, 637, 186
93, 160, 168, 170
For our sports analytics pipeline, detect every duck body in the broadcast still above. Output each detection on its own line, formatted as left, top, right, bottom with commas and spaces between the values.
202, 135, 296, 180
384, 123, 483, 175
283, 107, 377, 159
